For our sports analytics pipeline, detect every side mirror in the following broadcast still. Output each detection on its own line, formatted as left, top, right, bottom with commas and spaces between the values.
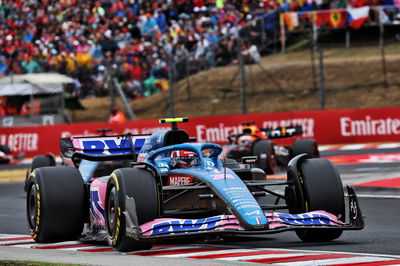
242, 156, 257, 164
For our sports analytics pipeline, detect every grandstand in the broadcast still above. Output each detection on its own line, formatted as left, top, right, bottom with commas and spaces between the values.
0, 0, 399, 122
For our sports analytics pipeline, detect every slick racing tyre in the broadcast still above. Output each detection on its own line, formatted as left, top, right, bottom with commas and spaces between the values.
106, 168, 159, 252
292, 139, 319, 158
252, 140, 276, 175
31, 155, 56, 170
26, 166, 84, 242
287, 158, 345, 242
25, 155, 56, 192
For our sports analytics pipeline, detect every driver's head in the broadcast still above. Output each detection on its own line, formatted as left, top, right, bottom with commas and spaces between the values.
170, 150, 199, 168
242, 125, 258, 135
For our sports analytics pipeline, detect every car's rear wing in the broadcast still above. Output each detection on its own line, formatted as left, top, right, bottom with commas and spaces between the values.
262, 125, 303, 139
226, 125, 303, 144
60, 134, 150, 158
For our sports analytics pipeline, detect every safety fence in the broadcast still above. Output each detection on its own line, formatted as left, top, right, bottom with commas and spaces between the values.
164, 5, 400, 118
1, 106, 399, 157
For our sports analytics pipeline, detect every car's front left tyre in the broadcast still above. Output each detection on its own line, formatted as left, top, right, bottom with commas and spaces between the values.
286, 158, 344, 242
105, 168, 160, 252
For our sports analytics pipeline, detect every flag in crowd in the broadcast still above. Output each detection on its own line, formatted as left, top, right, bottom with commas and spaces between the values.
283, 6, 382, 30
326, 11, 347, 28
347, 7, 370, 29
283, 12, 300, 30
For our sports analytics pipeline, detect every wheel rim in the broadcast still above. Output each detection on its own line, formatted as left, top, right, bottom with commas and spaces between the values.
107, 187, 118, 238
27, 184, 37, 229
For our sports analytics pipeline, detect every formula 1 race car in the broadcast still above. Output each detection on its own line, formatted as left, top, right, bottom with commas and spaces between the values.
26, 118, 363, 252
0, 144, 24, 164
0, 145, 13, 164
222, 121, 320, 174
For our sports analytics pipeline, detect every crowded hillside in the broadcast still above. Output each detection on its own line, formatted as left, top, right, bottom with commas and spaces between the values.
0, 0, 397, 104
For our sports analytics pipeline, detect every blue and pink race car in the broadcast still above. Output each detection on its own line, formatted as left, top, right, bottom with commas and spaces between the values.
26, 118, 364, 251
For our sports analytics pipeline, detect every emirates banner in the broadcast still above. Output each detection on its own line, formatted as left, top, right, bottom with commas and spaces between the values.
1, 107, 399, 157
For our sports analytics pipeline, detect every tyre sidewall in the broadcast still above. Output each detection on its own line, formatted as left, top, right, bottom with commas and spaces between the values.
105, 168, 159, 251
26, 172, 43, 241
252, 140, 275, 174
26, 167, 84, 242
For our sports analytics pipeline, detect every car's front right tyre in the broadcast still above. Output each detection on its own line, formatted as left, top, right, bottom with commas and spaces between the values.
26, 166, 84, 242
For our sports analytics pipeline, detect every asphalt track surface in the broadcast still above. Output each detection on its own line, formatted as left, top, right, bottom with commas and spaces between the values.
0, 144, 400, 265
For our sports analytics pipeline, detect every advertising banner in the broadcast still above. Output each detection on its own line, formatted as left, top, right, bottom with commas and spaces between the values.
1, 107, 399, 157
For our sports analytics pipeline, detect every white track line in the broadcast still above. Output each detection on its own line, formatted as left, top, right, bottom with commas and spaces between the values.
155, 248, 257, 258
1, 233, 400, 266
356, 194, 400, 199
276, 256, 396, 265
216, 252, 311, 261
319, 143, 400, 152
264, 247, 400, 259
340, 144, 370, 150
378, 143, 400, 149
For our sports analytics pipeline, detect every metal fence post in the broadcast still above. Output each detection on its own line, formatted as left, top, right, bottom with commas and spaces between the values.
112, 77, 136, 119
185, 57, 192, 100
345, 27, 351, 48
108, 69, 116, 112
318, 47, 325, 110
237, 36, 247, 114
168, 55, 175, 117
279, 12, 286, 53
379, 7, 389, 88
260, 17, 266, 52
310, 22, 318, 92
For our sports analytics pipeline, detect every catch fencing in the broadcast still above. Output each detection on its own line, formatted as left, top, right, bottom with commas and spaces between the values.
166, 6, 400, 116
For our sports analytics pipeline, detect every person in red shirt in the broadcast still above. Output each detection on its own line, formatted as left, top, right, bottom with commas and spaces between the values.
108, 106, 127, 123
20, 99, 41, 116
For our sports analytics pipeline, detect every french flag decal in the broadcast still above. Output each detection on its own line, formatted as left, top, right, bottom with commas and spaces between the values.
256, 217, 261, 225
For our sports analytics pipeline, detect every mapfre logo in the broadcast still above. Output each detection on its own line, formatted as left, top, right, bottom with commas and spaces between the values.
167, 175, 193, 186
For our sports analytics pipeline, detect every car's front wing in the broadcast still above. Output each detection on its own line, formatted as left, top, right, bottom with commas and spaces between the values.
124, 186, 364, 240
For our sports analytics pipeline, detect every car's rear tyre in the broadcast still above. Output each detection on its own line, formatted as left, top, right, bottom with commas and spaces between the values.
292, 139, 319, 158
106, 168, 159, 252
252, 140, 276, 174
26, 166, 84, 242
31, 155, 56, 170
25, 155, 56, 191
0, 144, 11, 154
287, 158, 344, 242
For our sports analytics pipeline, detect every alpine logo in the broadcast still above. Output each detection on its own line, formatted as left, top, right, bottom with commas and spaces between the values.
211, 174, 235, 180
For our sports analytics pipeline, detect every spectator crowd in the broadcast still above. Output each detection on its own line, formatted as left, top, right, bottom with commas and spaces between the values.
1, 0, 397, 102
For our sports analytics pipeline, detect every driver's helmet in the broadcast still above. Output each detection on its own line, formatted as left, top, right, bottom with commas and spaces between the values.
242, 125, 259, 135
170, 150, 199, 168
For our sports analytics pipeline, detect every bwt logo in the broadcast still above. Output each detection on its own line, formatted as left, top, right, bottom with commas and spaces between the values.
278, 213, 334, 225
81, 137, 146, 155
151, 217, 221, 235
